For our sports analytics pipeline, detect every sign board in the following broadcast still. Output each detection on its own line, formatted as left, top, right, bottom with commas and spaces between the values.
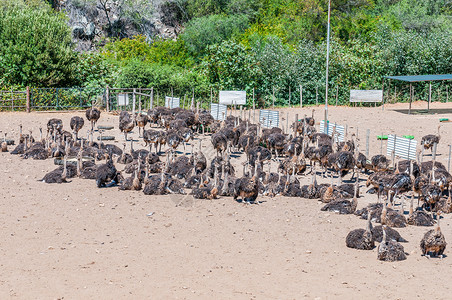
259, 110, 279, 128
219, 91, 246, 105
117, 93, 129, 106
387, 135, 417, 160
350, 90, 383, 103
210, 103, 227, 121
319, 120, 345, 142
165, 96, 180, 109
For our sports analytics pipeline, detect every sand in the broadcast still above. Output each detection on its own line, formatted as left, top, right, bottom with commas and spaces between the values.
1, 101, 452, 299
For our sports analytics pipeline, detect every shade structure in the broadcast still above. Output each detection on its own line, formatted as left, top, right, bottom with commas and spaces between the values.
384, 74, 452, 114
385, 74, 452, 82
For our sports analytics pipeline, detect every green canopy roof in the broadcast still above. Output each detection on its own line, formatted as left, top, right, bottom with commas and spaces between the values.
384, 74, 452, 82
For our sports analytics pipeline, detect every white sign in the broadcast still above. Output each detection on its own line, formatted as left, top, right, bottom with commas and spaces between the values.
319, 120, 345, 142
350, 90, 383, 103
117, 93, 129, 106
219, 91, 246, 105
211, 103, 227, 121
387, 135, 417, 160
259, 110, 279, 128
165, 96, 180, 109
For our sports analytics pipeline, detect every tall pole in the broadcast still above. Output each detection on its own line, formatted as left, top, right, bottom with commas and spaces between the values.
324, 0, 331, 134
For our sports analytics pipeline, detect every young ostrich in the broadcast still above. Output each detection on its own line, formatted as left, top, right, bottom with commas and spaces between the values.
135, 112, 148, 137
40, 156, 70, 184
211, 132, 228, 156
233, 160, 260, 204
1, 132, 8, 152
420, 212, 447, 258
346, 213, 375, 250
119, 111, 135, 141
70, 116, 84, 140
407, 195, 435, 226
96, 153, 120, 188
86, 107, 101, 131
381, 196, 407, 228
421, 125, 441, 153
377, 225, 407, 262
320, 180, 359, 214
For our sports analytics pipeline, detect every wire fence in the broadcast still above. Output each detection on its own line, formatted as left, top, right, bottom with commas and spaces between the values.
30, 87, 106, 110
0, 89, 27, 111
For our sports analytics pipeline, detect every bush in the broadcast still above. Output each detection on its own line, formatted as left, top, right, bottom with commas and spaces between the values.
181, 14, 250, 55
0, 0, 77, 87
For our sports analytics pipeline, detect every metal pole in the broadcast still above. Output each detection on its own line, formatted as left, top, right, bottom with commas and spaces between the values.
286, 112, 289, 134
432, 142, 437, 161
380, 132, 383, 154
132, 88, 136, 115
289, 86, 291, 108
428, 82, 431, 112
447, 85, 449, 102
324, 0, 331, 134
335, 84, 338, 106
316, 87, 318, 106
150, 87, 154, 109
381, 80, 385, 111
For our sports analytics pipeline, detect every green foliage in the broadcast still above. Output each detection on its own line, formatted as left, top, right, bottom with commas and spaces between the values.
75, 52, 117, 88
181, 14, 251, 55
102, 35, 152, 63
0, 0, 77, 87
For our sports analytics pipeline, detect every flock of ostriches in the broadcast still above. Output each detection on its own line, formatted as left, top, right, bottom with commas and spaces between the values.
1, 106, 449, 262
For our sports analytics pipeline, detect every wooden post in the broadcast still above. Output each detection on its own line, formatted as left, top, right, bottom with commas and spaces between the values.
380, 132, 383, 154
295, 114, 299, 136
394, 86, 397, 104
11, 87, 13, 111
366, 129, 370, 158
210, 87, 213, 110
447, 85, 449, 102
289, 86, 291, 108
286, 112, 289, 135
315, 86, 318, 106
26, 86, 30, 113
428, 82, 431, 112
253, 87, 256, 123
138, 90, 142, 112
191, 88, 194, 111
381, 81, 385, 110
132, 88, 136, 115
300, 85, 303, 108
335, 84, 338, 107
409, 83, 412, 115
272, 87, 275, 108
150, 87, 154, 109
448, 145, 451, 172
157, 90, 159, 107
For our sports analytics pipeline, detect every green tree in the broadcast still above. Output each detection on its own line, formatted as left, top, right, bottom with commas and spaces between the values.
0, 0, 78, 87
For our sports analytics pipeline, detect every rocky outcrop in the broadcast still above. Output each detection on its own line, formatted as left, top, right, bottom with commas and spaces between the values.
53, 0, 180, 51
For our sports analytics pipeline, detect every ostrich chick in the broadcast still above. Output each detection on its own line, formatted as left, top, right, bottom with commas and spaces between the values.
346, 213, 375, 250
420, 212, 447, 258
377, 225, 407, 261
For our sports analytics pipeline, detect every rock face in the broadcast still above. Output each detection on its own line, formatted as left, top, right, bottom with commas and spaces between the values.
53, 0, 179, 51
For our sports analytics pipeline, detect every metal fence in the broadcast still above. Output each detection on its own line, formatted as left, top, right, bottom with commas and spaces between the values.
30, 87, 105, 110
0, 89, 27, 111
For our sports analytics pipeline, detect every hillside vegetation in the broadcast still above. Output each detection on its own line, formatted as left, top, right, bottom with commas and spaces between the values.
1, 0, 451, 106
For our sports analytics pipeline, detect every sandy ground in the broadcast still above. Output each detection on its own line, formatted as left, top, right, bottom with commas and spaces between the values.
1, 101, 452, 299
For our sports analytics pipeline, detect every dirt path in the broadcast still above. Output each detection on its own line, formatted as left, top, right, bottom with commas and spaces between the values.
1, 103, 451, 299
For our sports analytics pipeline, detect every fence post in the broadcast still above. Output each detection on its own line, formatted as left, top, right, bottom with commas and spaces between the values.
11, 87, 13, 111
106, 86, 110, 112
132, 88, 136, 115
289, 86, 291, 108
150, 87, 154, 109
315, 86, 318, 106
253, 87, 255, 123
272, 87, 275, 108
300, 85, 303, 108
366, 129, 370, 158
26, 86, 30, 113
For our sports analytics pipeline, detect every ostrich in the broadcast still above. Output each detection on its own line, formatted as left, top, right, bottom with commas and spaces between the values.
119, 170, 142, 191
1, 132, 7, 152
86, 107, 101, 131
421, 125, 441, 153
420, 212, 447, 258
190, 140, 207, 174
371, 225, 407, 243
407, 194, 435, 226
346, 213, 375, 250
40, 156, 70, 184
320, 181, 359, 214
95, 153, 120, 187
381, 197, 407, 228
70, 116, 84, 140
211, 132, 228, 156
328, 151, 356, 184
135, 112, 148, 137
377, 226, 407, 261
119, 111, 135, 141
117, 143, 133, 164
371, 154, 389, 172
233, 160, 260, 204
143, 129, 161, 154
